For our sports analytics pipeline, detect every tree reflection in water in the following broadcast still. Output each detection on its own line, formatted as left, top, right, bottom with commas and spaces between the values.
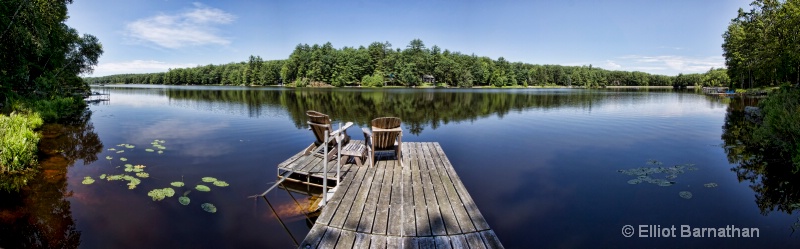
721, 96, 800, 231
0, 110, 102, 249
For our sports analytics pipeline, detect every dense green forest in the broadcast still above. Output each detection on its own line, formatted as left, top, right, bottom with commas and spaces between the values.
723, 0, 800, 88
84, 40, 728, 88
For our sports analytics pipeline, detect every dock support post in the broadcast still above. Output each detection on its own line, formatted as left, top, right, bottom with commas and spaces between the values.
337, 122, 342, 183
322, 130, 328, 206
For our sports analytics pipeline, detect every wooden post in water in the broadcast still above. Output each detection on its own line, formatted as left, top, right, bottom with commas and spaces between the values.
337, 122, 342, 183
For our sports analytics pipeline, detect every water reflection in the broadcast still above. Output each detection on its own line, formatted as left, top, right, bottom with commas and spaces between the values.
0, 110, 102, 248
722, 97, 800, 223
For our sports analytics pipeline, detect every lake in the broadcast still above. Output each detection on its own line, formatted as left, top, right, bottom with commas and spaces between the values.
1, 85, 798, 248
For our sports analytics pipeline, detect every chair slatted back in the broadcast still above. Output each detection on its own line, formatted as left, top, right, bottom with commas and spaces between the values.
307, 110, 332, 145
371, 117, 401, 150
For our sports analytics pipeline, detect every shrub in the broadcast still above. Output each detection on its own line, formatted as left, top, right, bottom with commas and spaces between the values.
754, 86, 800, 171
0, 113, 43, 173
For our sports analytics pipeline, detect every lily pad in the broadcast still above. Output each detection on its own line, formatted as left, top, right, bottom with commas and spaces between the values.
116, 150, 124, 153
704, 183, 718, 188
82, 176, 95, 185
201, 203, 217, 213
125, 144, 135, 149
99, 174, 106, 180
627, 179, 642, 184
107, 148, 116, 151
158, 150, 164, 154
134, 165, 146, 169
145, 149, 154, 152
179, 196, 190, 205
136, 172, 149, 178
201, 177, 217, 183
213, 181, 229, 187
147, 188, 175, 201
132, 168, 144, 173
120, 157, 128, 162
195, 185, 211, 192
679, 191, 693, 199
125, 164, 133, 167
105, 156, 113, 160
171, 181, 185, 187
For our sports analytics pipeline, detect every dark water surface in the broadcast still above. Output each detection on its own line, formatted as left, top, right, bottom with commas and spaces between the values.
2, 85, 799, 248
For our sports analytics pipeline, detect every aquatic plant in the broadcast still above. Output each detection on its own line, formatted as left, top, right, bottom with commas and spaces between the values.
145, 149, 154, 152
99, 174, 106, 179
124, 164, 132, 167
158, 150, 164, 154
179, 196, 190, 205
147, 187, 175, 201
125, 144, 135, 149
116, 150, 124, 153
679, 191, 693, 199
212, 181, 229, 187
82, 176, 95, 185
704, 183, 718, 188
105, 156, 112, 160
195, 185, 211, 192
120, 157, 127, 161
201, 203, 217, 213
108, 148, 116, 151
201, 177, 217, 183
171, 181, 184, 187
136, 172, 149, 178
619, 161, 698, 187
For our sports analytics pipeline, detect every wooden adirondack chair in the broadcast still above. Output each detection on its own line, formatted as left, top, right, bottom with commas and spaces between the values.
362, 117, 403, 167
304, 110, 351, 161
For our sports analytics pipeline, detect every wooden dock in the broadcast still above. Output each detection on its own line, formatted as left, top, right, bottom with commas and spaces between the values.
278, 141, 503, 249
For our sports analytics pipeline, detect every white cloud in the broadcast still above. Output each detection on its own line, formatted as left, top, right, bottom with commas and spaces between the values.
125, 3, 236, 49
92, 60, 197, 76
602, 55, 724, 75
604, 60, 622, 69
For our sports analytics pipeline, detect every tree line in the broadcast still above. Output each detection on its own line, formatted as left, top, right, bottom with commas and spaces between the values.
723, 0, 800, 88
85, 39, 729, 88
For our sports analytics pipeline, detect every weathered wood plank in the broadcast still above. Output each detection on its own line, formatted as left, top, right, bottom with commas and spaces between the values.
353, 232, 370, 248
401, 164, 415, 237
479, 230, 504, 249
448, 235, 468, 249
426, 146, 462, 235
318, 227, 341, 249
335, 229, 356, 249
411, 158, 431, 236
419, 145, 446, 236
357, 167, 384, 233
344, 166, 376, 231
298, 223, 327, 248
387, 236, 402, 249
430, 144, 476, 233
372, 160, 394, 235
464, 232, 488, 249
316, 162, 363, 226
434, 236, 453, 249
369, 234, 387, 249
329, 167, 368, 228
387, 159, 404, 236
417, 237, 436, 249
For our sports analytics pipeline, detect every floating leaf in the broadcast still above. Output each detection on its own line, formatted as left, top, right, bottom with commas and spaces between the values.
179, 196, 190, 205
99, 174, 106, 180
132, 168, 144, 173
120, 157, 128, 161
147, 188, 175, 201
106, 156, 113, 160
125, 144, 135, 149
201, 177, 217, 183
704, 183, 718, 188
171, 181, 185, 187
124, 167, 133, 172
106, 174, 124, 181
627, 179, 641, 184
116, 144, 125, 147
82, 176, 95, 185
201, 203, 217, 213
116, 150, 124, 153
125, 164, 133, 167
195, 185, 211, 192
107, 148, 116, 151
158, 150, 164, 154
213, 181, 229, 187
145, 149, 154, 152
134, 165, 146, 169
136, 172, 149, 178
679, 191, 693, 199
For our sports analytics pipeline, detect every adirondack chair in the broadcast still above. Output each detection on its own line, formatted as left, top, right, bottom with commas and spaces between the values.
304, 110, 351, 161
362, 117, 403, 167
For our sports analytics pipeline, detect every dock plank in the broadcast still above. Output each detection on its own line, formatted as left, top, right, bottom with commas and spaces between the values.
284, 141, 502, 249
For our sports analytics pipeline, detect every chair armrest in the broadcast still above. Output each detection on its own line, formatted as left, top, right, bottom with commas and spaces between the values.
330, 122, 354, 136
371, 127, 402, 132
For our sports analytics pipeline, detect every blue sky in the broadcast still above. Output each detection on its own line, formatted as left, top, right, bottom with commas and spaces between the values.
66, 0, 753, 77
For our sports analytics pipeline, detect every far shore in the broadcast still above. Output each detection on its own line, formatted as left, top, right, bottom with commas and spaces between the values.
91, 83, 696, 89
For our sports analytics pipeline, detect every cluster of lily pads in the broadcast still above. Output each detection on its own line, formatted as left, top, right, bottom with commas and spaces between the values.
84, 139, 225, 213
619, 160, 719, 200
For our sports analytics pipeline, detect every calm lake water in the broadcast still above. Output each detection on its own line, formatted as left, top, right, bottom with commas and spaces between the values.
2, 85, 799, 248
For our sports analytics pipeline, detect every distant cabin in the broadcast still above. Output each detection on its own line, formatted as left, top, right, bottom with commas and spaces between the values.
422, 74, 435, 83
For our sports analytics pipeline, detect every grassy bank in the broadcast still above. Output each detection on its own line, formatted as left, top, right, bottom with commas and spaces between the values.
0, 96, 87, 191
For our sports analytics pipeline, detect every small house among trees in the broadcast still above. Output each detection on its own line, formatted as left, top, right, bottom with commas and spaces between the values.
422, 74, 435, 84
